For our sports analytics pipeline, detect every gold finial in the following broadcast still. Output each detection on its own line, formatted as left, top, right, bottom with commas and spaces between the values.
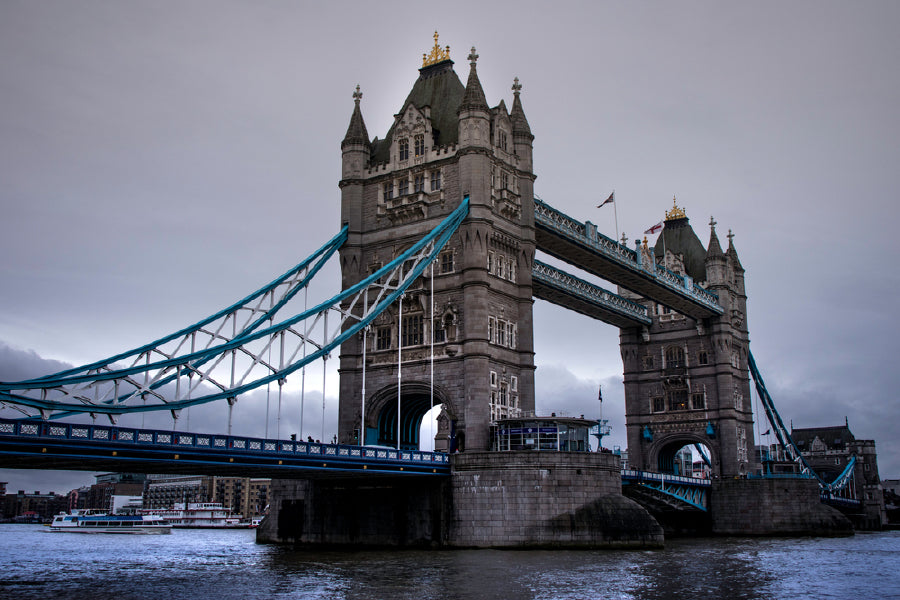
642, 236, 649, 250
422, 31, 451, 67
665, 195, 687, 221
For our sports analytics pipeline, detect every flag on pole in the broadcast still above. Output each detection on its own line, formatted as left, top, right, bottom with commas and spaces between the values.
598, 385, 603, 402
644, 221, 663, 235
597, 192, 615, 208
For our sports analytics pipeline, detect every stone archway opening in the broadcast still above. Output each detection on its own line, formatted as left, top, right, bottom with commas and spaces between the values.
656, 439, 714, 478
369, 382, 447, 450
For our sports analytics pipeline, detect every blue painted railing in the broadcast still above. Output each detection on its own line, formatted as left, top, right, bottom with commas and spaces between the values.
622, 469, 710, 511
0, 418, 449, 473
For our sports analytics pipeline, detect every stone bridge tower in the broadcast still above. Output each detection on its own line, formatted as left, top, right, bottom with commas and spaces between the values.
619, 201, 754, 477
337, 36, 537, 452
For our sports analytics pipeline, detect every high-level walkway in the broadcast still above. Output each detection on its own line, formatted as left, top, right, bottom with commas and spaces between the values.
534, 198, 723, 320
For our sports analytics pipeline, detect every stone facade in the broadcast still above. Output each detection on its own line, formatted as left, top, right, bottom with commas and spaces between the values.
450, 451, 663, 548
256, 477, 448, 547
337, 42, 536, 452
258, 452, 664, 548
710, 478, 852, 535
620, 207, 755, 477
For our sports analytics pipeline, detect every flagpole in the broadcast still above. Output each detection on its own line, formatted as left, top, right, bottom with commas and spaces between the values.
661, 222, 667, 270
612, 190, 619, 249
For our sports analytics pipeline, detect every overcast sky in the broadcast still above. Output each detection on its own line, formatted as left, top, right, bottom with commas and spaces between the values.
1, 1, 898, 493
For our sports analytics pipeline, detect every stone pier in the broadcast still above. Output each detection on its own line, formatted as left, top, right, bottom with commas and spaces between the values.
449, 451, 663, 548
709, 478, 853, 535
258, 451, 663, 548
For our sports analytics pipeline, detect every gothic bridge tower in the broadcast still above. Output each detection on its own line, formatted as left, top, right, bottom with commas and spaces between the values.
619, 201, 754, 477
337, 35, 536, 452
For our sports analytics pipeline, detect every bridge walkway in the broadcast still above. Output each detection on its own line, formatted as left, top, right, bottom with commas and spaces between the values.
534, 199, 723, 320
0, 417, 448, 479
532, 260, 652, 328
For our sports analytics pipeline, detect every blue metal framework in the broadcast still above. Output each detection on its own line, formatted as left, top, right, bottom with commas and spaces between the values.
0, 198, 469, 423
0, 417, 448, 477
621, 469, 710, 511
748, 350, 857, 495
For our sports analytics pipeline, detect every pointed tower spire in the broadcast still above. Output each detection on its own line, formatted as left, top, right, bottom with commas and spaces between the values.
726, 229, 744, 272
341, 84, 370, 149
458, 47, 489, 113
707, 216, 724, 257
510, 77, 533, 139
704, 216, 726, 285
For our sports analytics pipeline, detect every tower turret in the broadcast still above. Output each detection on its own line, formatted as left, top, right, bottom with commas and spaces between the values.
726, 230, 746, 296
704, 216, 727, 286
457, 47, 491, 151
510, 77, 534, 172
340, 85, 370, 233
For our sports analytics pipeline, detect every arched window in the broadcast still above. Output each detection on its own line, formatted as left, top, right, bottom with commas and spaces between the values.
414, 134, 425, 157
665, 346, 685, 368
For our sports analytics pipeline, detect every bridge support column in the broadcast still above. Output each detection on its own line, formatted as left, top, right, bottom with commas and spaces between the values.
449, 452, 663, 548
257, 477, 449, 547
258, 453, 665, 548
709, 478, 852, 536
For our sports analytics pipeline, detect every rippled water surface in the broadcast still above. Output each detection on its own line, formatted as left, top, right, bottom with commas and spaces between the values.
1, 526, 898, 599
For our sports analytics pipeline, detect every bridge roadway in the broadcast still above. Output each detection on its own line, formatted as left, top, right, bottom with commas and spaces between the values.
1, 417, 719, 512
0, 417, 448, 479
534, 199, 724, 321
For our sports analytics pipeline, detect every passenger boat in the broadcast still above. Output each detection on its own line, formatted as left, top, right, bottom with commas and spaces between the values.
47, 510, 172, 534
140, 502, 249, 528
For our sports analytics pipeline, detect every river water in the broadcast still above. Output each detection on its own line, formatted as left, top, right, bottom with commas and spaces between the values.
1, 525, 898, 599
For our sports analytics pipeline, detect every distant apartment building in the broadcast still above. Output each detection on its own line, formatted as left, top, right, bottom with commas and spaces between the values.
1, 489, 68, 521
143, 475, 269, 518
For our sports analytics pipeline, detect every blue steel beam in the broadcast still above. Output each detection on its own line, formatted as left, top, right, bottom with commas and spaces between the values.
532, 260, 651, 328
748, 350, 857, 494
534, 199, 723, 320
622, 469, 710, 511
0, 199, 470, 418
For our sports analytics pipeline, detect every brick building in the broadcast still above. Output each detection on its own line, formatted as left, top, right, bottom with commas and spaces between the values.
2, 489, 68, 521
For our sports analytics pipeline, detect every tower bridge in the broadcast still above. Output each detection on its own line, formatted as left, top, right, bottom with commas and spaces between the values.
0, 34, 871, 545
